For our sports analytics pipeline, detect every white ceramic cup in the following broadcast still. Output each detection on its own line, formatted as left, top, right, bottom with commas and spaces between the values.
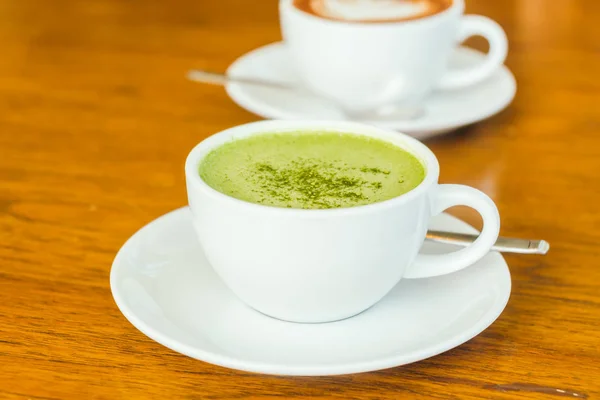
185, 120, 500, 323
279, 0, 508, 111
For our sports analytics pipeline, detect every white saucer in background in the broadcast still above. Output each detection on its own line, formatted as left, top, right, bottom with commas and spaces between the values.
225, 42, 516, 140
111, 207, 511, 376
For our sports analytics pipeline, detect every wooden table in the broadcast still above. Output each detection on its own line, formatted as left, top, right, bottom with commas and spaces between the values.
1, 0, 599, 398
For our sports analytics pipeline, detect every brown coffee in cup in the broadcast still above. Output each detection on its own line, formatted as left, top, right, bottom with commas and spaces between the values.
293, 0, 453, 23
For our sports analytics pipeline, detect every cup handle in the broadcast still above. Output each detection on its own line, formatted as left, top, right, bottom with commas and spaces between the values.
403, 184, 500, 279
437, 15, 508, 90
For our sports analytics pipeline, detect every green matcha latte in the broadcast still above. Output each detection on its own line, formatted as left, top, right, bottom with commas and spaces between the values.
199, 131, 425, 209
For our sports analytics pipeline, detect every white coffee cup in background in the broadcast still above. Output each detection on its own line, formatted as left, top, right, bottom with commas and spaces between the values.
279, 0, 508, 112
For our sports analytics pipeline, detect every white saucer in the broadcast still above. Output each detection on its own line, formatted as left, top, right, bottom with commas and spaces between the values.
111, 207, 511, 376
225, 42, 516, 140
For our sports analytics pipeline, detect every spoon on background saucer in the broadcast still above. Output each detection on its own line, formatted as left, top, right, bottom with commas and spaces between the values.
187, 69, 425, 121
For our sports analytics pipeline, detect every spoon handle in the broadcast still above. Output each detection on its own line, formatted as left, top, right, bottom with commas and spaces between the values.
187, 69, 295, 91
426, 231, 549, 255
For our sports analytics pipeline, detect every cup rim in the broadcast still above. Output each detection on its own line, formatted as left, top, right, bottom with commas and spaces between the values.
185, 120, 439, 216
279, 0, 464, 28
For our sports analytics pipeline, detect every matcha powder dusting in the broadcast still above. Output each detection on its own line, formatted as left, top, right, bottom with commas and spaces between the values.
199, 131, 425, 209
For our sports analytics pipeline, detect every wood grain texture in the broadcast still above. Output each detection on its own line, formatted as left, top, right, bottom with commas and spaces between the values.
1, 0, 599, 398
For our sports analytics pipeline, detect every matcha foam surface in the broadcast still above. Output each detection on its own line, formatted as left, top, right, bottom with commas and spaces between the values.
199, 131, 425, 209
